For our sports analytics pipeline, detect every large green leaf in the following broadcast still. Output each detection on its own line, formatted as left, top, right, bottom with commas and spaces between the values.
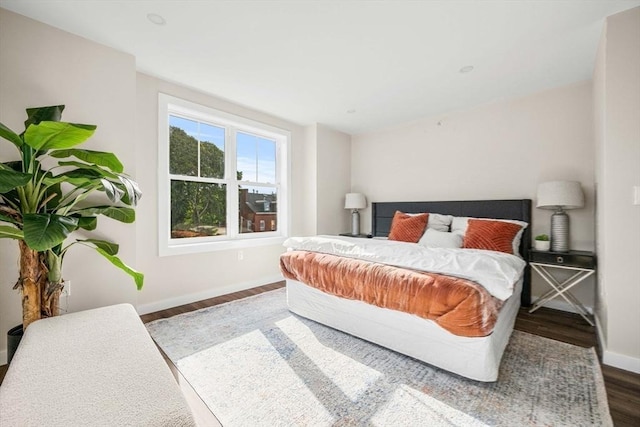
24, 121, 96, 151
0, 169, 32, 193
50, 149, 124, 173
44, 168, 105, 187
23, 214, 78, 251
24, 105, 64, 128
0, 225, 23, 240
0, 123, 23, 148
57, 161, 118, 179
79, 238, 119, 255
72, 206, 135, 223
100, 179, 125, 204
94, 247, 144, 290
117, 175, 142, 206
75, 216, 97, 231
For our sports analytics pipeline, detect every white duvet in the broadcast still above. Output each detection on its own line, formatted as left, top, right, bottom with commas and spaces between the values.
283, 235, 526, 301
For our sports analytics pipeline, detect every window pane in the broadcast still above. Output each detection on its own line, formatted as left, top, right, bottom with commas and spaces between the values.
169, 116, 198, 176
238, 186, 277, 234
200, 123, 225, 179
237, 132, 276, 183
171, 180, 227, 238
257, 138, 276, 184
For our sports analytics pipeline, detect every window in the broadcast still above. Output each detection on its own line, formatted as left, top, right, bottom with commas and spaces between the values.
158, 94, 290, 255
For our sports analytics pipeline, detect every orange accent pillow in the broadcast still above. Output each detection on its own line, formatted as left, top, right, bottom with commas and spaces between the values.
388, 212, 429, 243
463, 219, 523, 254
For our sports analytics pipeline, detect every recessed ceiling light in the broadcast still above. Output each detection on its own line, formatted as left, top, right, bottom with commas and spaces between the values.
459, 65, 474, 74
346, 109, 356, 114
147, 13, 166, 25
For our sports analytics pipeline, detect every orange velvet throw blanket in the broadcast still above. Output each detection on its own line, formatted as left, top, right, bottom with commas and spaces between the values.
280, 251, 503, 337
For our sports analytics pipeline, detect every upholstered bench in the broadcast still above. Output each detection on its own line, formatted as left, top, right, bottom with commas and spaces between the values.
0, 304, 196, 426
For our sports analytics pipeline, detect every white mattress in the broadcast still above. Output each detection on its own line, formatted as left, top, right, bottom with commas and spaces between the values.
286, 276, 523, 382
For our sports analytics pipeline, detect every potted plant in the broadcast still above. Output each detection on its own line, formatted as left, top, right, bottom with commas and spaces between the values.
534, 234, 551, 251
0, 105, 143, 362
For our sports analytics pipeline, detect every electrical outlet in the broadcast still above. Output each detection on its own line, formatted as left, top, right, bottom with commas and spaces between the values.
62, 280, 71, 297
238, 250, 244, 261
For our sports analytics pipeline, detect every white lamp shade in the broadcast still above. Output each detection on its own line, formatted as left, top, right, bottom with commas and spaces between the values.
345, 193, 366, 210
536, 181, 584, 210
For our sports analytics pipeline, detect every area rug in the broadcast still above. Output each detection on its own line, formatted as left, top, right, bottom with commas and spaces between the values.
146, 288, 612, 427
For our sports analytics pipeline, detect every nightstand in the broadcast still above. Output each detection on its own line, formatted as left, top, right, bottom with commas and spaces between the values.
529, 249, 596, 325
338, 233, 372, 238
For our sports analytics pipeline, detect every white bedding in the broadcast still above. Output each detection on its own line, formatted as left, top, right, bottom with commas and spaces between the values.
284, 235, 526, 300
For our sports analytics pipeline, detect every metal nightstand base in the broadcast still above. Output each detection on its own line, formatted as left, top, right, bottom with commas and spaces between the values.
529, 262, 595, 326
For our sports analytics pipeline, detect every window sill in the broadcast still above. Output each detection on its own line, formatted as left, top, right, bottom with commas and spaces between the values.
159, 236, 287, 257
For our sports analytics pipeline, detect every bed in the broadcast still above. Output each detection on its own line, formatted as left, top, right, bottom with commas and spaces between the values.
281, 199, 532, 382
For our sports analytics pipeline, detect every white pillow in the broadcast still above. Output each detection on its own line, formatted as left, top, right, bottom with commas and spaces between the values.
451, 216, 529, 255
427, 213, 454, 232
407, 212, 453, 232
418, 229, 463, 249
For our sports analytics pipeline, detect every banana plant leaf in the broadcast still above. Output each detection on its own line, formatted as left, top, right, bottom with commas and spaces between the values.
23, 214, 79, 251
0, 169, 31, 193
74, 216, 98, 231
0, 123, 23, 148
94, 247, 144, 290
50, 149, 124, 173
24, 121, 96, 151
0, 225, 23, 240
78, 238, 119, 255
24, 105, 64, 128
72, 206, 135, 223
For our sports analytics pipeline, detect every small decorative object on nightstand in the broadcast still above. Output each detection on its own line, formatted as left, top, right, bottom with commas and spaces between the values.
529, 249, 596, 325
344, 193, 367, 236
533, 234, 550, 251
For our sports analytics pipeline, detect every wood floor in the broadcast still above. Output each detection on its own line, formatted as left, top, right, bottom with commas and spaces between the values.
3, 281, 639, 426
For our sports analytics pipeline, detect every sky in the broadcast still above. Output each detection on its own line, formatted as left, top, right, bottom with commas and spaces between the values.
170, 115, 276, 185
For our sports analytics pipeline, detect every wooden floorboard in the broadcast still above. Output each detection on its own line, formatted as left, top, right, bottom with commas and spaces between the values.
2, 281, 639, 426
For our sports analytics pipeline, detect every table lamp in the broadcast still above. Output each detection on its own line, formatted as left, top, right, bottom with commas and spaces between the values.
345, 193, 366, 236
536, 181, 584, 252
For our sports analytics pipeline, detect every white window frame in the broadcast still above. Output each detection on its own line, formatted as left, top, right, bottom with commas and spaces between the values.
158, 94, 290, 256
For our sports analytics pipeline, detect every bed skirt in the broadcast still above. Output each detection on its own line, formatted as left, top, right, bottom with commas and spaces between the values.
286, 277, 523, 382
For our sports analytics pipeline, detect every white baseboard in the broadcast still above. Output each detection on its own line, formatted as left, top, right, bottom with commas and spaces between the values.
0, 349, 6, 366
531, 297, 594, 315
594, 313, 640, 374
136, 274, 284, 315
603, 349, 640, 374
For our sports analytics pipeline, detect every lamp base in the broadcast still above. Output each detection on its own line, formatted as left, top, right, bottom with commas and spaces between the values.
351, 210, 360, 236
550, 209, 569, 252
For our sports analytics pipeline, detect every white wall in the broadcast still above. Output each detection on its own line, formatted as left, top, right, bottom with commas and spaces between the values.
135, 73, 307, 312
351, 82, 596, 306
594, 7, 640, 372
301, 123, 352, 236
0, 9, 138, 361
316, 124, 352, 234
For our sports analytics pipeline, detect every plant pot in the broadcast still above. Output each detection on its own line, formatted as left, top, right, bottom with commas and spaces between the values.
534, 240, 551, 251
7, 324, 24, 365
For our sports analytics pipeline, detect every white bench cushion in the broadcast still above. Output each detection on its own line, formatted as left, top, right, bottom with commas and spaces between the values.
0, 304, 195, 426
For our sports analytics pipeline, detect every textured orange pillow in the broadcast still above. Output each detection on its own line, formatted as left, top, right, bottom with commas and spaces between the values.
463, 219, 523, 254
388, 212, 429, 243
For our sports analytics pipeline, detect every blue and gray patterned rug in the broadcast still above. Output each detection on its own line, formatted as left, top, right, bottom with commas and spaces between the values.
146, 288, 612, 426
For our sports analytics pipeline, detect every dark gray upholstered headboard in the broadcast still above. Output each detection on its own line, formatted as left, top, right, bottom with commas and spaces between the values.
372, 199, 532, 306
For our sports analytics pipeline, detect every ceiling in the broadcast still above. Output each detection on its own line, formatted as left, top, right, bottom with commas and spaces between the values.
1, 1, 638, 135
